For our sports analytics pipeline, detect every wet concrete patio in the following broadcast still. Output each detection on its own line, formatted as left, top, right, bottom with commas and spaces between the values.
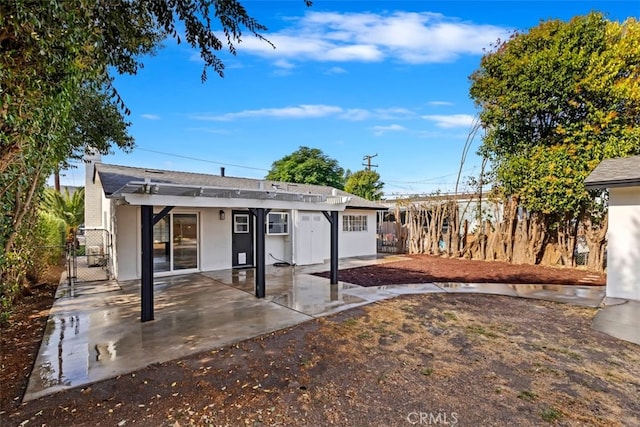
23, 256, 637, 402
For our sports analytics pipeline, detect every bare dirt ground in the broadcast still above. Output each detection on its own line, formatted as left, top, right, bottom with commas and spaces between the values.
2, 256, 637, 427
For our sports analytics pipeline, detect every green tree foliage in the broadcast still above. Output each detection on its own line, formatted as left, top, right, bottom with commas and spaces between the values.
1, 1, 306, 311
266, 146, 346, 189
469, 13, 640, 219
344, 170, 384, 200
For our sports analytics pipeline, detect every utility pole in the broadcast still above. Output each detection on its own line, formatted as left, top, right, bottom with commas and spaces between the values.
362, 153, 378, 171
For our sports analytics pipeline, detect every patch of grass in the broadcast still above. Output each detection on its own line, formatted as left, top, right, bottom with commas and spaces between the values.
373, 322, 393, 335
465, 324, 499, 338
623, 349, 640, 363
443, 311, 458, 321
535, 344, 582, 361
357, 332, 373, 340
540, 407, 562, 423
531, 363, 562, 377
343, 318, 358, 327
420, 367, 434, 376
400, 304, 415, 314
517, 390, 537, 402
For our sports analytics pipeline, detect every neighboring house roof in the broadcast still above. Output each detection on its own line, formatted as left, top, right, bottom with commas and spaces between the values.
94, 163, 385, 210
585, 155, 640, 189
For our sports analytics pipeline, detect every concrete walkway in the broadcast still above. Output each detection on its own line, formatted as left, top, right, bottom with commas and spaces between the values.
592, 297, 640, 345
23, 256, 637, 402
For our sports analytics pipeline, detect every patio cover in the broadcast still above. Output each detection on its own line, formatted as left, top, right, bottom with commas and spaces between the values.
94, 163, 385, 322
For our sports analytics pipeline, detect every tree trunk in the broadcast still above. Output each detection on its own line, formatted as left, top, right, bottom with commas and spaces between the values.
584, 214, 608, 272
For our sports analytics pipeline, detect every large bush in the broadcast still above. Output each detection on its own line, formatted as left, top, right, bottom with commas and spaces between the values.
35, 211, 67, 265
0, 211, 66, 325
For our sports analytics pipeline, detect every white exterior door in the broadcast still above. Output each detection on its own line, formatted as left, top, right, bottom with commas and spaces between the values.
296, 212, 325, 265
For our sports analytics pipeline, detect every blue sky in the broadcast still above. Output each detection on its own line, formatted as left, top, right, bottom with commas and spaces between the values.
57, 1, 639, 196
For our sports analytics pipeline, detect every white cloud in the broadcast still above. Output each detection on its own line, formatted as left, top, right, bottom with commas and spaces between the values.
428, 101, 453, 106
239, 11, 509, 66
242, 33, 382, 63
141, 114, 160, 120
339, 108, 372, 121
340, 107, 413, 121
325, 66, 347, 75
375, 107, 415, 119
422, 114, 476, 128
325, 44, 382, 61
273, 59, 296, 69
191, 104, 343, 121
190, 105, 417, 122
372, 124, 406, 136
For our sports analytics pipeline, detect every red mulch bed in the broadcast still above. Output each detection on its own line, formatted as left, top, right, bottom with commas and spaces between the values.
315, 254, 606, 287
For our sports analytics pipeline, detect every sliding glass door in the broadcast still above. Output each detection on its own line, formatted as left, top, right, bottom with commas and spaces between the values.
172, 214, 198, 270
153, 212, 198, 273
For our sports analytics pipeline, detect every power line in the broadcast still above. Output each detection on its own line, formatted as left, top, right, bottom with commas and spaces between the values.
386, 167, 477, 184
134, 147, 270, 172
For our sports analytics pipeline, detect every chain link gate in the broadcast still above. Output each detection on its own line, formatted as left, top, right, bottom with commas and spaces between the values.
67, 228, 111, 285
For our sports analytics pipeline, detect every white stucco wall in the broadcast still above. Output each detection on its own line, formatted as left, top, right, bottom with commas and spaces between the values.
266, 235, 291, 264
200, 208, 231, 271
339, 210, 377, 258
111, 204, 380, 279
114, 205, 139, 281
106, 198, 117, 279
606, 187, 640, 300
114, 207, 234, 279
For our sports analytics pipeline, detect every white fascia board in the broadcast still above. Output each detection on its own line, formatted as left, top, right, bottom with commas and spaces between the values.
122, 193, 348, 211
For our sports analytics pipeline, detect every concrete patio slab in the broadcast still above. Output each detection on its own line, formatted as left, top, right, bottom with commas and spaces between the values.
436, 282, 605, 307
512, 284, 605, 307
436, 282, 520, 297
376, 283, 445, 295
25, 257, 410, 402
23, 255, 634, 404
201, 268, 369, 317
24, 273, 313, 402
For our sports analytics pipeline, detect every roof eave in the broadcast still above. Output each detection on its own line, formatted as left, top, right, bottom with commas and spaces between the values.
346, 205, 388, 211
585, 178, 640, 190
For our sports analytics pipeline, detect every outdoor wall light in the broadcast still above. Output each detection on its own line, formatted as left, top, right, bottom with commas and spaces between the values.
219, 210, 225, 220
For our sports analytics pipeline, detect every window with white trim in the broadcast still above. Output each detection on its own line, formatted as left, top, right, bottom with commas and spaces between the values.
342, 214, 368, 232
234, 214, 249, 233
267, 212, 289, 235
